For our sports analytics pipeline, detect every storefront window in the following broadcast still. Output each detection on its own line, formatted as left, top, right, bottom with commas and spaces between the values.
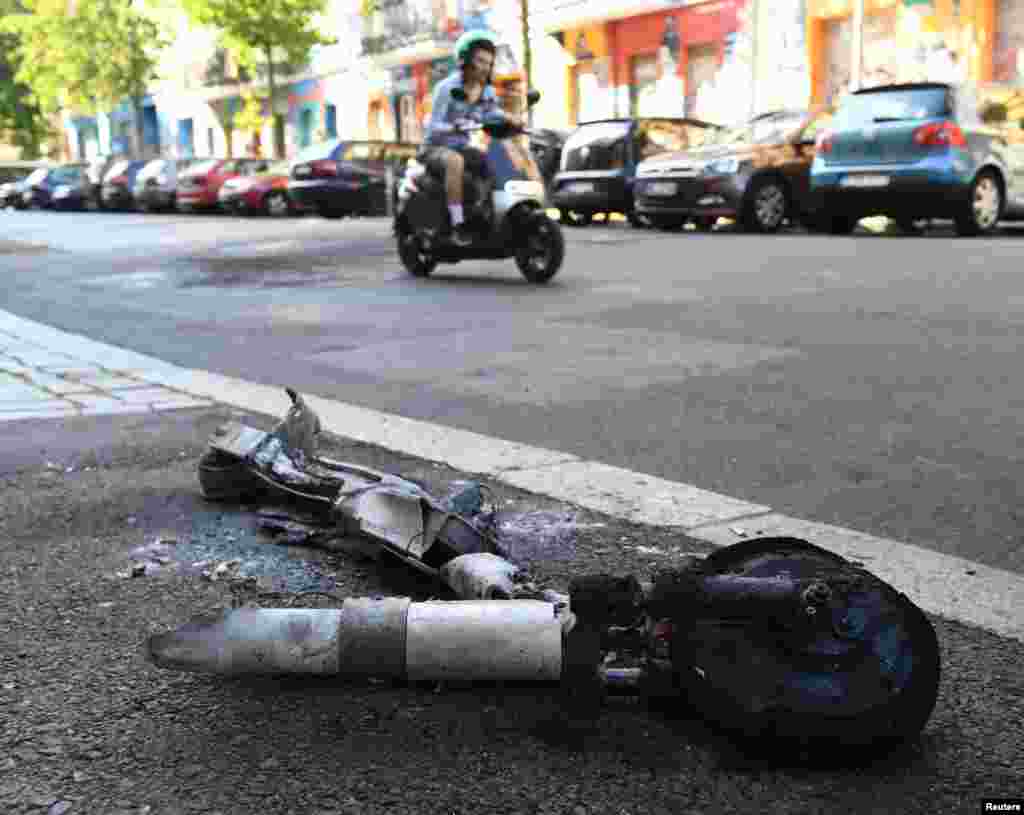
995, 0, 1024, 83
630, 54, 660, 117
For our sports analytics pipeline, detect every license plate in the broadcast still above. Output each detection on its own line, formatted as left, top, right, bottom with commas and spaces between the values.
840, 174, 890, 188
567, 182, 593, 193
646, 181, 678, 197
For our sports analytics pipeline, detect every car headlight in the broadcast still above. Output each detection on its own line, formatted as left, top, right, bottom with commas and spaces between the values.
704, 157, 740, 175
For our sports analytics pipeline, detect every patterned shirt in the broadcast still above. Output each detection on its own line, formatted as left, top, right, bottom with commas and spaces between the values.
425, 72, 502, 149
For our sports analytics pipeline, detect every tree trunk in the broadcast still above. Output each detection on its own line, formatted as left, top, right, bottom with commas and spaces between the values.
132, 96, 146, 158
265, 46, 285, 159
520, 0, 533, 127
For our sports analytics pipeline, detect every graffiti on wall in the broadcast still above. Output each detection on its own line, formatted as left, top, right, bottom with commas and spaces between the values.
995, 0, 1024, 83
823, 2, 970, 107
693, 0, 752, 125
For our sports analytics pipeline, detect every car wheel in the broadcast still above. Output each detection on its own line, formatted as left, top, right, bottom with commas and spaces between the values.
693, 217, 716, 232
560, 210, 592, 227
515, 213, 565, 284
741, 177, 789, 233
825, 215, 859, 235
650, 215, 687, 231
955, 170, 1002, 237
265, 191, 291, 217
895, 217, 930, 235
319, 205, 345, 220
626, 209, 652, 229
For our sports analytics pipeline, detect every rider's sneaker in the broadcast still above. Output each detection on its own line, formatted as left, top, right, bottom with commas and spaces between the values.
449, 224, 474, 248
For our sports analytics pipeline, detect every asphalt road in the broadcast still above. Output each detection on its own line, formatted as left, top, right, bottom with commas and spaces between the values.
2, 207, 1022, 576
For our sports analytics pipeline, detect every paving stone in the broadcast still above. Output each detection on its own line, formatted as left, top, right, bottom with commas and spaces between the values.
149, 398, 215, 410
0, 407, 80, 421
105, 387, 187, 404
77, 404, 153, 417
70, 374, 152, 390
0, 387, 61, 402
19, 372, 100, 394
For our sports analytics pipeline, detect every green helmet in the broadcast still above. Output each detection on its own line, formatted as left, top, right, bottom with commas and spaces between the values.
454, 29, 498, 66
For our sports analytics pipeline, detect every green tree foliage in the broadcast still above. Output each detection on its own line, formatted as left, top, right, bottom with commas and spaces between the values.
0, 0, 51, 157
180, 0, 335, 158
0, 0, 168, 155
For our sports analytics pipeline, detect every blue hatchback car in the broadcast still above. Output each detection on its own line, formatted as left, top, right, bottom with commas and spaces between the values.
810, 82, 1024, 236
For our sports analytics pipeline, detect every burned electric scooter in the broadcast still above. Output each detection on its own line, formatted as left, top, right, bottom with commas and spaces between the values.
151, 389, 941, 756
197, 388, 549, 602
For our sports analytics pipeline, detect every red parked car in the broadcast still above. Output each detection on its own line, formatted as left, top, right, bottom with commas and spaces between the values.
217, 159, 305, 216
176, 158, 269, 212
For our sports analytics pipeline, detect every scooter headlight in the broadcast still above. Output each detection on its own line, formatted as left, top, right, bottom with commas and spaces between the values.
504, 180, 543, 197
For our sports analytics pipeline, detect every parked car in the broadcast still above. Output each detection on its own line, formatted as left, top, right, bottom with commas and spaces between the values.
218, 160, 302, 216
550, 117, 725, 227
0, 161, 49, 208
86, 155, 122, 209
133, 158, 203, 212
176, 158, 270, 212
48, 164, 94, 211
288, 139, 419, 219
810, 81, 1024, 236
528, 128, 569, 193
633, 110, 832, 233
101, 159, 149, 210
22, 162, 90, 209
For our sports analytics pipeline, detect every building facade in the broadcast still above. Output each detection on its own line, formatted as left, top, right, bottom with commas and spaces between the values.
48, 0, 1024, 161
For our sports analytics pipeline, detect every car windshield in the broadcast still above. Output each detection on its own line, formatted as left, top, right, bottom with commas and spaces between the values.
295, 139, 343, 163
562, 121, 632, 171
188, 159, 220, 175
832, 87, 951, 129
25, 168, 49, 184
106, 160, 130, 177
51, 166, 83, 182
723, 113, 809, 145
137, 160, 166, 178
636, 120, 724, 160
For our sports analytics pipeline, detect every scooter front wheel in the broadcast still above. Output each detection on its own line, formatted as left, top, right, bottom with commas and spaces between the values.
515, 214, 565, 284
396, 228, 437, 278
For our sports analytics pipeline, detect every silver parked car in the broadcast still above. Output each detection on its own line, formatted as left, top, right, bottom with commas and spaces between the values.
133, 158, 204, 212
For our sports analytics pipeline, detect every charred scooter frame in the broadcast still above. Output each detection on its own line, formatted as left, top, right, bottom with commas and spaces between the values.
151, 391, 941, 760
147, 539, 940, 758
393, 89, 565, 284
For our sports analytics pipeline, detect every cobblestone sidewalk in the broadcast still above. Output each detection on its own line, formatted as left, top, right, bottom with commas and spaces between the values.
0, 312, 213, 422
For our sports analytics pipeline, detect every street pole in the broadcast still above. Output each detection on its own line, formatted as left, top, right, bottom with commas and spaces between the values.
520, 0, 533, 127
851, 0, 864, 92
748, 0, 758, 120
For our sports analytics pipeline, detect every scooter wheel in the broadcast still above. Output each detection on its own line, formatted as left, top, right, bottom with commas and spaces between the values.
515, 214, 565, 284
396, 229, 437, 278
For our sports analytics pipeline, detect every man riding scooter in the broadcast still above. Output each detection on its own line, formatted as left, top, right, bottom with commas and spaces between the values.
422, 30, 522, 247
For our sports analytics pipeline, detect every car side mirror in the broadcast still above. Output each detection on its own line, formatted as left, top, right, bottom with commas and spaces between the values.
451, 87, 468, 102
527, 90, 541, 107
